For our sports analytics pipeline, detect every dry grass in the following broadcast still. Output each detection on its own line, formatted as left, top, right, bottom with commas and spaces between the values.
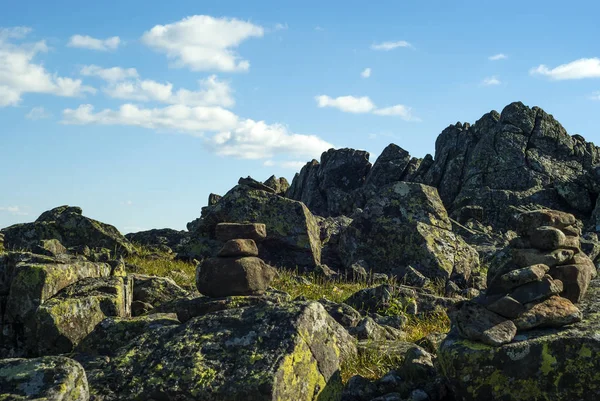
125, 244, 197, 290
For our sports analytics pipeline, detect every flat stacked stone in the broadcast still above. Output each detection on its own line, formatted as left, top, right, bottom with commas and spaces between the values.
451, 210, 595, 346
196, 223, 276, 297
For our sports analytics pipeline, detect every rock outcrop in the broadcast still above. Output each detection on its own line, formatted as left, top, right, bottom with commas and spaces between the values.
339, 182, 479, 285
1, 206, 134, 256
125, 228, 190, 254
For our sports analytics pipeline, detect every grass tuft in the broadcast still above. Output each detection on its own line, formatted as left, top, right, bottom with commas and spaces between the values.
125, 244, 197, 290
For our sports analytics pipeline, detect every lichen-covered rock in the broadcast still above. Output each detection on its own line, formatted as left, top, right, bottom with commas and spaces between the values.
215, 223, 267, 242
439, 278, 600, 401
339, 182, 478, 284
76, 313, 180, 356
452, 301, 517, 346
196, 256, 277, 297
364, 143, 412, 188
84, 301, 357, 401
512, 295, 582, 331
130, 274, 189, 312
287, 148, 371, 217
349, 316, 406, 341
191, 185, 322, 270
263, 175, 290, 196
30, 276, 133, 356
1, 205, 133, 256
0, 356, 89, 400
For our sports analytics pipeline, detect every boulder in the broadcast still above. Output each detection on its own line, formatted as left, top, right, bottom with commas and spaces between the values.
451, 301, 517, 346
218, 238, 259, 257
192, 184, 322, 270
439, 278, 600, 401
30, 276, 133, 355
339, 182, 479, 284
0, 356, 89, 400
287, 148, 372, 216
196, 256, 277, 297
130, 274, 189, 311
1, 205, 133, 256
513, 295, 582, 331
263, 175, 290, 195
364, 143, 412, 188
84, 301, 357, 401
215, 223, 267, 242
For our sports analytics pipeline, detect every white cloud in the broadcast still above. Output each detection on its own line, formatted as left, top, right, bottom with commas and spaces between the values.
68, 35, 121, 51
530, 58, 600, 80
482, 76, 501, 86
62, 103, 333, 160
0, 28, 96, 107
80, 65, 139, 82
26, 106, 52, 120
62, 103, 238, 134
315, 94, 418, 121
104, 74, 234, 107
361, 67, 371, 78
373, 105, 419, 121
141, 15, 264, 72
371, 40, 412, 51
274, 23, 288, 31
263, 160, 306, 170
489, 53, 507, 61
315, 95, 375, 113
0, 206, 28, 215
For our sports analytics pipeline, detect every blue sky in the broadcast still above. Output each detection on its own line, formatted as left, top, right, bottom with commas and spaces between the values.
1, 0, 599, 232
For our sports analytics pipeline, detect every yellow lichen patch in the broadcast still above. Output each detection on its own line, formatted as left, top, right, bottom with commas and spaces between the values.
540, 343, 557, 375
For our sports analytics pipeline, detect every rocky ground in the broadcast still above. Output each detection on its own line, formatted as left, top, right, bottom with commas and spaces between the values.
1, 101, 600, 400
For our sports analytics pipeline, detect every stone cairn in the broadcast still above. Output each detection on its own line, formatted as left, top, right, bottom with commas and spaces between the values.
453, 209, 596, 346
196, 222, 276, 298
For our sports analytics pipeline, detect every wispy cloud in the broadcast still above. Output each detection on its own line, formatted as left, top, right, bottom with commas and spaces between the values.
371, 40, 412, 51
482, 76, 501, 86
361, 67, 371, 78
68, 35, 121, 51
590, 91, 600, 101
0, 206, 28, 216
530, 58, 600, 80
80, 65, 139, 82
489, 53, 507, 61
141, 15, 264, 72
26, 106, 52, 120
315, 94, 419, 121
274, 23, 288, 31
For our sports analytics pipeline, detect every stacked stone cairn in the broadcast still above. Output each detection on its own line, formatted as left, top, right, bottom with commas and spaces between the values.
453, 209, 596, 346
196, 222, 277, 297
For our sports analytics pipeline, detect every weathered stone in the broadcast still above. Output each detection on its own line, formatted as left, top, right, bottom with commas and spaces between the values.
398, 266, 430, 288
491, 264, 550, 293
550, 263, 594, 303
364, 143, 412, 188
30, 276, 133, 355
349, 317, 406, 341
513, 295, 582, 331
34, 239, 68, 257
125, 228, 190, 254
508, 275, 563, 305
486, 295, 526, 319
0, 356, 89, 400
339, 182, 478, 284
512, 248, 574, 269
516, 210, 577, 236
217, 238, 259, 257
215, 222, 267, 242
238, 176, 277, 193
1, 205, 133, 256
439, 279, 600, 401
529, 226, 567, 250
318, 298, 362, 328
196, 256, 276, 297
452, 301, 517, 346
84, 302, 357, 401
77, 313, 180, 356
130, 274, 189, 310
263, 175, 290, 196
194, 185, 322, 270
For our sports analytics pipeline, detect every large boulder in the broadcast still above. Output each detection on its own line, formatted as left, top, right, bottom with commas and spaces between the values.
30, 276, 133, 356
0, 356, 89, 400
190, 183, 322, 270
439, 277, 600, 401
125, 228, 190, 254
0, 252, 113, 356
364, 143, 412, 189
83, 301, 357, 401
339, 182, 479, 284
287, 148, 372, 216
2, 205, 134, 256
